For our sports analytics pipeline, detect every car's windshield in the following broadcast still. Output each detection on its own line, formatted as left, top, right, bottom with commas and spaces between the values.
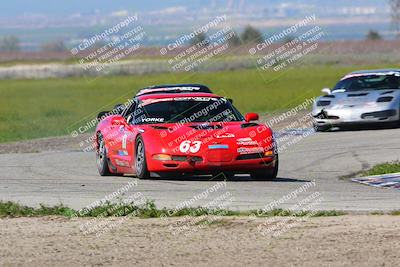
333, 74, 400, 92
133, 97, 244, 124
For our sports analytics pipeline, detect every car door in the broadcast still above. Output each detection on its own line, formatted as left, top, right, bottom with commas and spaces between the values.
108, 101, 137, 172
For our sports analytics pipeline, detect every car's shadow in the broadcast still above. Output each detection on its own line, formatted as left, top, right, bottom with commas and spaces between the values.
140, 174, 310, 183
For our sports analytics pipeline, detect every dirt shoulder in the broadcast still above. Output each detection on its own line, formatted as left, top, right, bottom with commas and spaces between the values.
0, 133, 93, 154
0, 215, 399, 267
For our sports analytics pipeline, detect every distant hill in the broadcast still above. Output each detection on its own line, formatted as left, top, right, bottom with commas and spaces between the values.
0, 0, 394, 51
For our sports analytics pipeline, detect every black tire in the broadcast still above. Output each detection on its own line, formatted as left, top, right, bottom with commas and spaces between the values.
398, 106, 400, 127
135, 136, 150, 179
251, 156, 279, 181
96, 134, 112, 176
314, 124, 331, 132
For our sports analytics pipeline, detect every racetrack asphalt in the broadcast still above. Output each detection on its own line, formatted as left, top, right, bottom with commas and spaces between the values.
0, 128, 399, 212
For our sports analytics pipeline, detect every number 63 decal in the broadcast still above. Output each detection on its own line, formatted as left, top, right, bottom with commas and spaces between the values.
179, 140, 202, 153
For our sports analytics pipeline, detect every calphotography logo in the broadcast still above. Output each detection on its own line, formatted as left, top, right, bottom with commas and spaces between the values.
159, 181, 235, 236
72, 14, 147, 77
160, 15, 239, 72
249, 14, 325, 72
254, 180, 324, 238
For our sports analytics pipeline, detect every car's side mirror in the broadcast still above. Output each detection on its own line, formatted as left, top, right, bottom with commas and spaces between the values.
245, 113, 259, 122
111, 116, 128, 127
321, 88, 331, 95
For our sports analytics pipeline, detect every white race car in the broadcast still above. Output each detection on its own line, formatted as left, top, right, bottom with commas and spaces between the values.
313, 69, 400, 131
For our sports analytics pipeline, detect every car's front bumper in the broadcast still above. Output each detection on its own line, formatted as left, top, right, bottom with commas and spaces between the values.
147, 153, 277, 174
313, 106, 399, 127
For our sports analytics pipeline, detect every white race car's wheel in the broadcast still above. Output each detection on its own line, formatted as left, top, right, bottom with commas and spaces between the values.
398, 105, 400, 126
314, 124, 331, 132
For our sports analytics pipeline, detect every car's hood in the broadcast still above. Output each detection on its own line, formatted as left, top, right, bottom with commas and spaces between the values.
139, 121, 273, 148
317, 89, 400, 106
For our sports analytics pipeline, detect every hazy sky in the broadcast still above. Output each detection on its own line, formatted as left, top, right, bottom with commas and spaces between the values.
1, 0, 196, 16
2, 0, 385, 17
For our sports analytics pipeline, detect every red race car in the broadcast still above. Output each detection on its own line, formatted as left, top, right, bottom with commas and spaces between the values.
95, 84, 278, 180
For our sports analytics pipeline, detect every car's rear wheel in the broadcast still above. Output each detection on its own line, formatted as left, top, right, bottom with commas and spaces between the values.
96, 134, 112, 176
251, 156, 279, 181
135, 136, 150, 179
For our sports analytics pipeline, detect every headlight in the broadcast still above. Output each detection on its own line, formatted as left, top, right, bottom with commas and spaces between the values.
317, 100, 331, 107
377, 96, 393, 103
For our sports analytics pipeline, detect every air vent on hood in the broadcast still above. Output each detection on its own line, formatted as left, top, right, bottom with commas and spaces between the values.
151, 125, 170, 130
241, 122, 258, 128
190, 124, 222, 130
317, 100, 331, 107
348, 93, 368, 97
380, 90, 394, 95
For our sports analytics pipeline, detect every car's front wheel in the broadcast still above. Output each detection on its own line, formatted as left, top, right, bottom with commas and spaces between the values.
314, 123, 331, 132
251, 156, 279, 181
398, 105, 400, 126
135, 136, 150, 179
96, 134, 112, 176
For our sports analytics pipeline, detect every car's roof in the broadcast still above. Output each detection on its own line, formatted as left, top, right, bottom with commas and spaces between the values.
136, 84, 212, 96
341, 69, 400, 80
137, 92, 220, 101
349, 69, 400, 74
